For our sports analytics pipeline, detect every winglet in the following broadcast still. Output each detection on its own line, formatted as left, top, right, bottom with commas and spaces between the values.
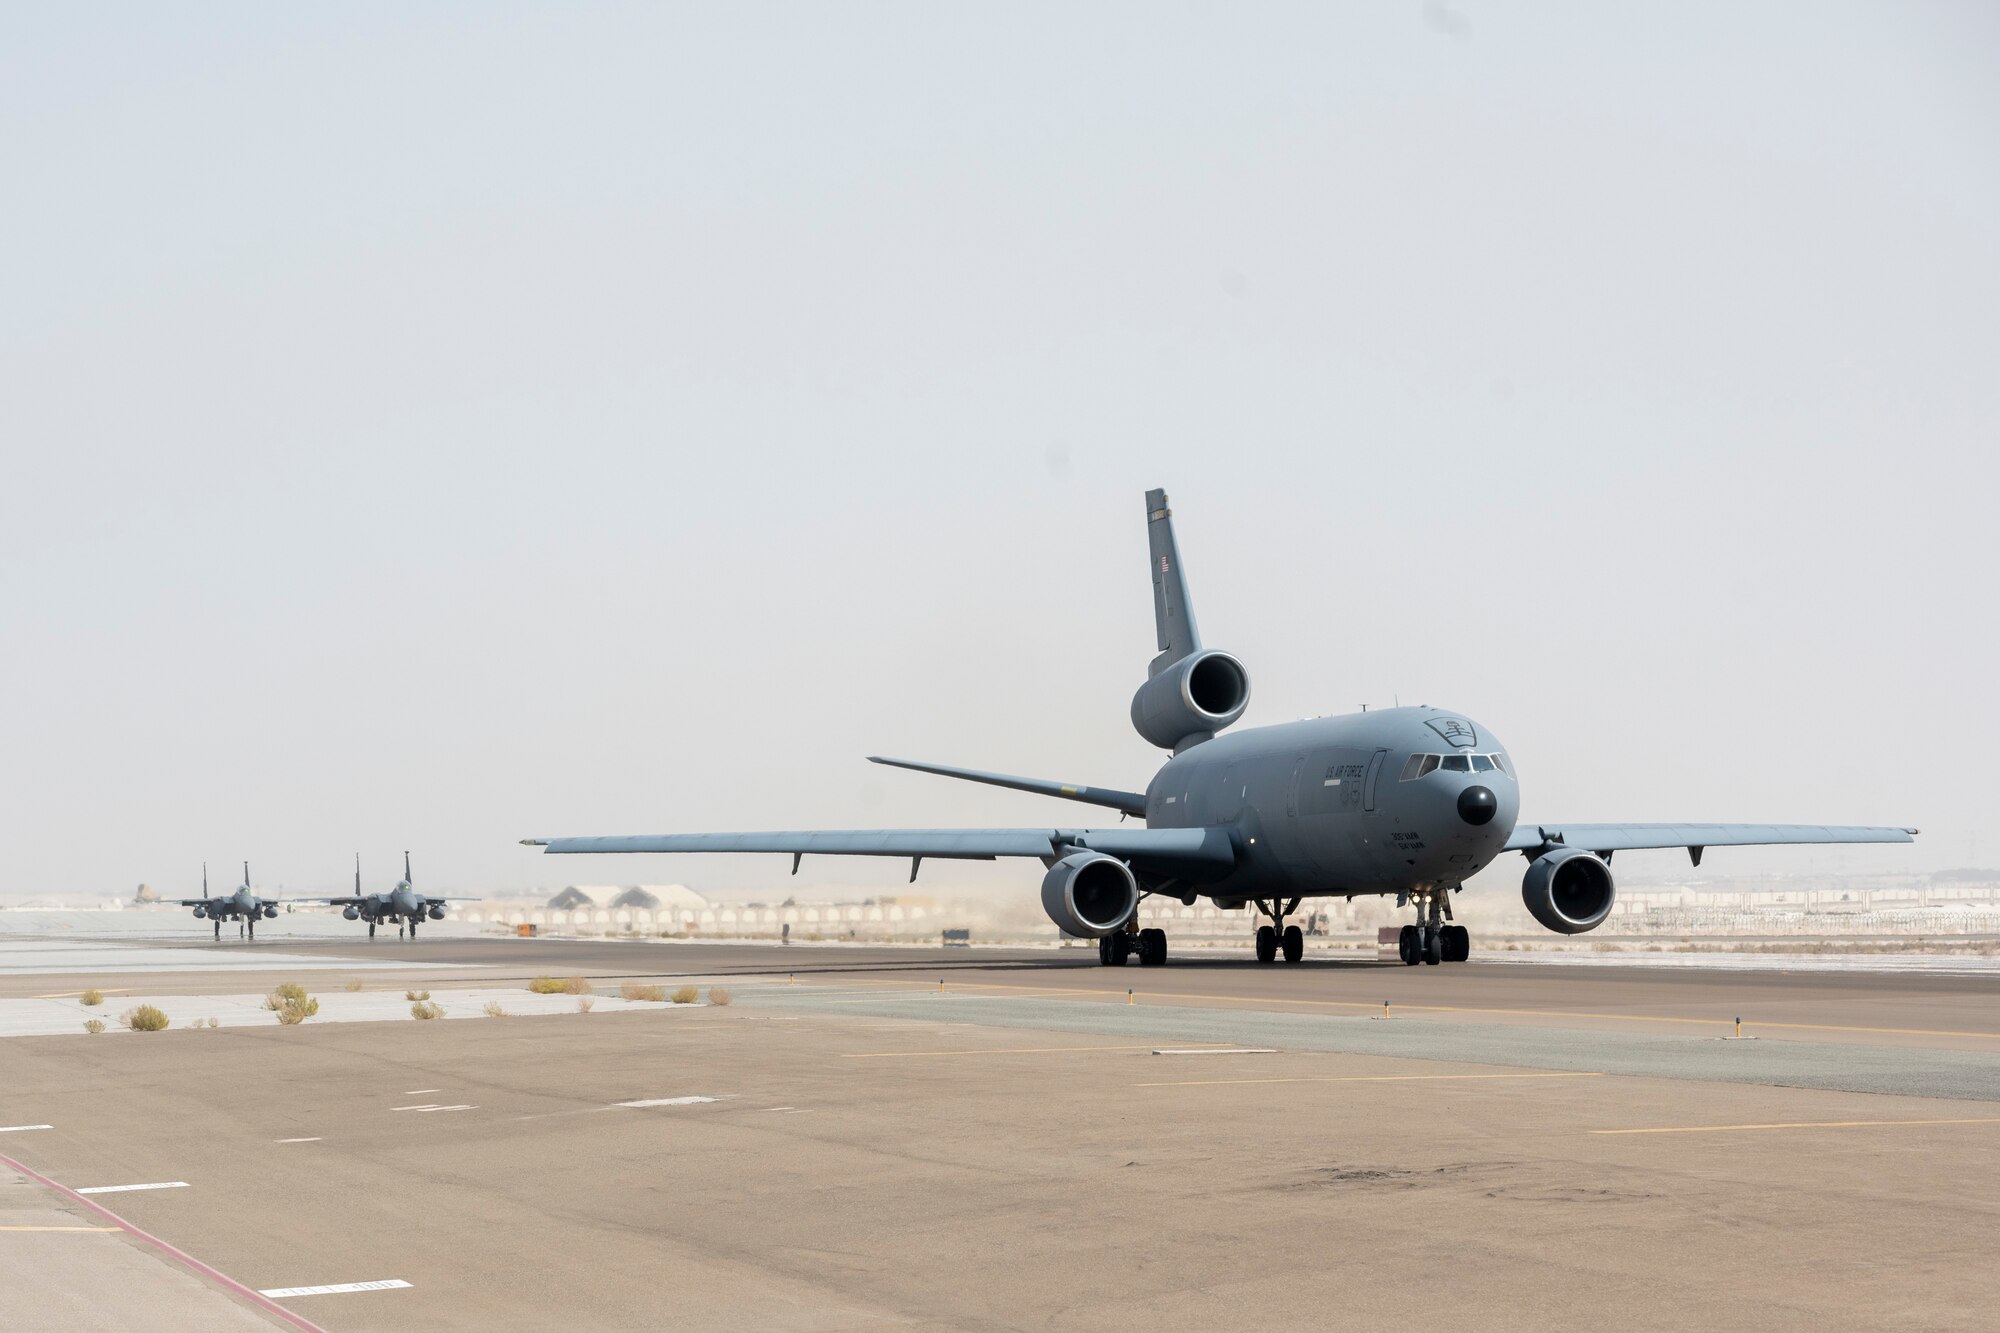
1145, 488, 1202, 678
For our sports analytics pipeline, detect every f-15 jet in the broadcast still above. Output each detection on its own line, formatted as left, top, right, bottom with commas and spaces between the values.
527, 489, 1915, 969
173, 862, 282, 941
319, 853, 464, 939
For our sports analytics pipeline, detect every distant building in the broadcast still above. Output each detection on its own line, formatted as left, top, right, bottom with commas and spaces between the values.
609, 887, 660, 910
133, 884, 159, 903
546, 887, 596, 911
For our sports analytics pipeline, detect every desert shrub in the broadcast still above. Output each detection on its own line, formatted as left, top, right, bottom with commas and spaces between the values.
343, 979, 364, 992
527, 976, 568, 994
670, 985, 699, 1005
267, 985, 319, 1025
620, 983, 667, 1002
576, 996, 595, 1013
263, 982, 309, 1010
405, 989, 430, 1002
483, 1001, 509, 1017
83, 1018, 105, 1034
204, 1017, 220, 1029
411, 1000, 444, 1020
79, 989, 104, 1007
560, 976, 592, 994
706, 986, 732, 1007
122, 1005, 170, 1032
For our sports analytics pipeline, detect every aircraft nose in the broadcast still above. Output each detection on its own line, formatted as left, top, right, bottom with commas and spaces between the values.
1457, 785, 1498, 826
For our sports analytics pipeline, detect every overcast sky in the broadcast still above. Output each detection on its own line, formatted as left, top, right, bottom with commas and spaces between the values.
2, 3, 1994, 901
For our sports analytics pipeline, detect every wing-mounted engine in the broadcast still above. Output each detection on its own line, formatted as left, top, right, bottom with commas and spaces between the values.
1521, 846, 1615, 934
1130, 650, 1250, 752
1040, 852, 1140, 938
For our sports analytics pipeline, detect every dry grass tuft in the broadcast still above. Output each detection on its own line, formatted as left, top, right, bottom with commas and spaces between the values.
83, 1018, 106, 1034
122, 1005, 170, 1032
204, 1017, 221, 1029
576, 996, 595, 1014
528, 975, 592, 995
343, 979, 364, 992
405, 989, 431, 1002
411, 1000, 445, 1020
79, 988, 104, 1007
620, 983, 667, 1002
670, 985, 700, 1005
706, 986, 732, 1007
483, 1001, 509, 1018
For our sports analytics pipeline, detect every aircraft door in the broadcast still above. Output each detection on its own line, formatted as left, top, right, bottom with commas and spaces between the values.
1286, 756, 1306, 818
1362, 748, 1389, 813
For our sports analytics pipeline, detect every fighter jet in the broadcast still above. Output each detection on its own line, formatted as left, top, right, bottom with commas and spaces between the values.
527, 489, 1916, 969
173, 862, 282, 941
318, 853, 464, 939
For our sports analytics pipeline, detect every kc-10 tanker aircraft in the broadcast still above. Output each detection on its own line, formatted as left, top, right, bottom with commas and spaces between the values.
528, 490, 1916, 968
173, 862, 283, 941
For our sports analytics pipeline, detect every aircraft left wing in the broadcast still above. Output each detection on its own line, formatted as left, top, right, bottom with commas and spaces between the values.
1506, 823, 1917, 860
526, 827, 1238, 879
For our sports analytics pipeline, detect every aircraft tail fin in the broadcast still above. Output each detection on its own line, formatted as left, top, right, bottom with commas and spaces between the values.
1144, 488, 1202, 677
242, 860, 250, 889
404, 850, 412, 886
869, 755, 1147, 818
355, 853, 361, 895
202, 862, 208, 895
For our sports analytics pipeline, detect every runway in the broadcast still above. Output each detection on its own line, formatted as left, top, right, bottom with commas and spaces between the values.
3, 939, 1997, 1330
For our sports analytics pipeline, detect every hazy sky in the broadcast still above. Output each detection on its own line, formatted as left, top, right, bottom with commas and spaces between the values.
3, 4, 1995, 900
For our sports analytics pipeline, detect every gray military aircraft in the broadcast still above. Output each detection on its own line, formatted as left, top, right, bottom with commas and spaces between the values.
173, 862, 282, 941
527, 489, 1915, 968
317, 853, 464, 939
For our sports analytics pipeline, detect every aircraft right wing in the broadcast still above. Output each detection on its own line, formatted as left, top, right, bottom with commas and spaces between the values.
867, 756, 1148, 817
525, 826, 1237, 880
1505, 823, 1917, 860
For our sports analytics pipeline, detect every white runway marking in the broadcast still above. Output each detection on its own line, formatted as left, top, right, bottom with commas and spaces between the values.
76, 1181, 190, 1195
1152, 1048, 1278, 1056
412, 1104, 475, 1113
277, 1137, 322, 1143
403, 1089, 440, 1095
390, 1104, 439, 1111
617, 1097, 719, 1108
259, 1279, 412, 1298
0, 1125, 53, 1133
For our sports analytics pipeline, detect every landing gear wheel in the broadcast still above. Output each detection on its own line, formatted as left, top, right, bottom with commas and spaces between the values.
1099, 934, 1132, 966
1442, 925, 1470, 963
213, 921, 220, 941
1423, 929, 1443, 965
1281, 925, 1304, 964
1255, 925, 1278, 964
368, 921, 376, 939
1398, 924, 1419, 965
1138, 928, 1167, 967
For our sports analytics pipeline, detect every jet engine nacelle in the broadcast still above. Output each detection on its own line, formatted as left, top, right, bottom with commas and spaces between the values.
1521, 847, 1616, 934
263, 904, 278, 919
1039, 852, 1140, 939
342, 906, 360, 921
1130, 649, 1250, 752
427, 905, 445, 921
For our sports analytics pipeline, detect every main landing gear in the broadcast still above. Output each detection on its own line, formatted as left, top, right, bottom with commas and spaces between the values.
1252, 898, 1305, 964
1098, 926, 1167, 967
368, 920, 377, 939
212, 919, 221, 941
1397, 891, 1470, 966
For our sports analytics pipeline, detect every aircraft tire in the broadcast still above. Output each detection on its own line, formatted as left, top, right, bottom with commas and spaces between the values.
1254, 925, 1277, 964
1443, 925, 1470, 963
1423, 930, 1443, 965
1281, 925, 1304, 964
1139, 928, 1167, 966
1397, 925, 1418, 965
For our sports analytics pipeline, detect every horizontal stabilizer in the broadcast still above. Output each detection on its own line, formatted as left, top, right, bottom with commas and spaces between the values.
868, 756, 1148, 818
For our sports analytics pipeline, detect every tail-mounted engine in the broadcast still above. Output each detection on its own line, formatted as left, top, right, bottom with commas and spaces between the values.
1521, 847, 1615, 934
1130, 649, 1250, 752
1040, 852, 1140, 939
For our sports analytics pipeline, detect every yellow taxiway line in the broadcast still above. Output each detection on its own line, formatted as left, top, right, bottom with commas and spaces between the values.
844, 1043, 1217, 1059
1593, 1117, 2000, 1135
1138, 1071, 1606, 1088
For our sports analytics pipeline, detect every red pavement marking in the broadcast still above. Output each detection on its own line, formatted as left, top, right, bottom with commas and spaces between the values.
0, 1149, 327, 1333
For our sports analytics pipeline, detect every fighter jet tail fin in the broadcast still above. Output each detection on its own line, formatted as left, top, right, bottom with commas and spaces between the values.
1144, 488, 1202, 678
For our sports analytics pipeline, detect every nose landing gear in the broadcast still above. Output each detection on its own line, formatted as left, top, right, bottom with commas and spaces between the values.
1398, 891, 1470, 965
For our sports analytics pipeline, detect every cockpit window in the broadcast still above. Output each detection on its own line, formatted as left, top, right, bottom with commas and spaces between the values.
1401, 752, 1506, 779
